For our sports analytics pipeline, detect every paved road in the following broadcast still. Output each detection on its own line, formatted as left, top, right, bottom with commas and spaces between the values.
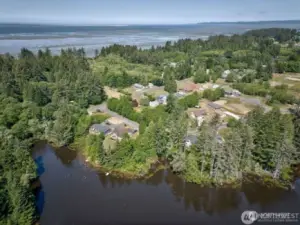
88, 103, 139, 130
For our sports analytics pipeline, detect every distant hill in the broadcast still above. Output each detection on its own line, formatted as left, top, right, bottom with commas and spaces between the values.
197, 20, 300, 25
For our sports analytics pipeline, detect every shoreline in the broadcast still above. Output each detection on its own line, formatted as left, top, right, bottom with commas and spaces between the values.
68, 142, 295, 189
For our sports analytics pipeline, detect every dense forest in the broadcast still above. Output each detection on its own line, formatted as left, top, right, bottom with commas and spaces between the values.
1, 28, 300, 224
0, 48, 106, 224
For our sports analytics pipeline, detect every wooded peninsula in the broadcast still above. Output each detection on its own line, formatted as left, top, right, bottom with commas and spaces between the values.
1, 28, 300, 224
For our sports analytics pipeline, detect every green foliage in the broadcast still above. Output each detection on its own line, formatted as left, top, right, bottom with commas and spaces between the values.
85, 134, 105, 163
202, 88, 224, 101
174, 61, 193, 80
163, 69, 177, 93
0, 48, 107, 224
178, 92, 200, 109
244, 28, 298, 42
233, 83, 297, 104
0, 27, 299, 223
246, 107, 295, 170
107, 96, 140, 122
227, 117, 241, 128
140, 96, 150, 106
166, 94, 176, 113
194, 68, 210, 83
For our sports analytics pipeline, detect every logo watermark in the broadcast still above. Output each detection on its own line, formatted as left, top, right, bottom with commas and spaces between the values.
241, 211, 300, 224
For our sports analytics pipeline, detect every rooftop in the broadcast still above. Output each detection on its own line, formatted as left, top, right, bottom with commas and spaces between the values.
190, 109, 207, 117
114, 124, 128, 138
89, 124, 111, 134
208, 102, 222, 109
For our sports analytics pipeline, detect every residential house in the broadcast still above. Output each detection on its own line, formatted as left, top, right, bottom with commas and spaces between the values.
190, 109, 207, 126
111, 124, 128, 141
207, 102, 222, 110
89, 124, 112, 136
184, 135, 198, 148
149, 100, 159, 108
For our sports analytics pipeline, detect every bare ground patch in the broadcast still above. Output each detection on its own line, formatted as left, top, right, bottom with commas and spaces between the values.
104, 86, 124, 99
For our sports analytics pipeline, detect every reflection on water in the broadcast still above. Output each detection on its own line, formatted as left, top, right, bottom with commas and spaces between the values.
33, 142, 300, 225
52, 145, 77, 166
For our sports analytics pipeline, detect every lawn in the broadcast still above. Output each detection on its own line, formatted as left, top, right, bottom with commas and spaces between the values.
218, 97, 258, 115
272, 73, 300, 98
104, 86, 124, 99
144, 87, 168, 97
272, 73, 300, 85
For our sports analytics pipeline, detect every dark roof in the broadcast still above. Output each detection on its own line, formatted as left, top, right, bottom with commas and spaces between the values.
191, 109, 206, 117
114, 124, 128, 137
90, 124, 111, 134
208, 102, 222, 109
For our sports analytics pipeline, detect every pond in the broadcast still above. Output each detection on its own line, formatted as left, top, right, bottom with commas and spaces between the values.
32, 142, 300, 225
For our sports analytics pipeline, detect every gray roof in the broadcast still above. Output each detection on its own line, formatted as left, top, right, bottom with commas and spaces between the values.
208, 102, 222, 109
90, 124, 111, 134
114, 124, 128, 137
191, 109, 206, 117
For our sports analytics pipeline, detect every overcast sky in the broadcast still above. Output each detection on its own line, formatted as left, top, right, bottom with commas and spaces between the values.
0, 0, 299, 25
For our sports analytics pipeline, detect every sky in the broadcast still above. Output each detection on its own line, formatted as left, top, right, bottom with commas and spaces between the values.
0, 0, 300, 25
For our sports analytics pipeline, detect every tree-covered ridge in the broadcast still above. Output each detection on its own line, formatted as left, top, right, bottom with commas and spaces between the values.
98, 28, 300, 86
0, 48, 106, 224
244, 28, 299, 42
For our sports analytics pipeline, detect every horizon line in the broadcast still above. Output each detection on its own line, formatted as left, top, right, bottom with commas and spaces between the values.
1, 19, 300, 27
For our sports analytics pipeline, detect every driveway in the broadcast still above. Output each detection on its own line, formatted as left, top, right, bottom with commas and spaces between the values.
88, 103, 139, 130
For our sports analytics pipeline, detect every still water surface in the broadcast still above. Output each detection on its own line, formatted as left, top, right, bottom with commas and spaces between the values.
33, 142, 300, 225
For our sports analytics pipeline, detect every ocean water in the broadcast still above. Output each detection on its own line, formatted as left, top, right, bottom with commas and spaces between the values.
1, 21, 300, 56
